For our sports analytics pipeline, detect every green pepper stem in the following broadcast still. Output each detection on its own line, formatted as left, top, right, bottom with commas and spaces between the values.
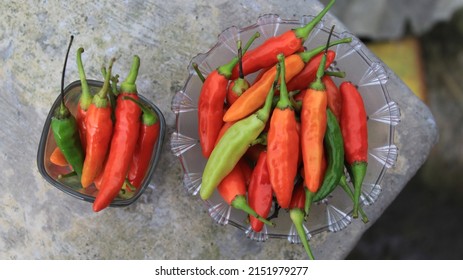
192, 62, 206, 83
351, 162, 367, 219
250, 132, 267, 146
256, 64, 281, 123
325, 71, 346, 78
120, 55, 140, 93
218, 32, 260, 79
56, 35, 74, 119
93, 58, 115, 108
123, 96, 158, 126
76, 47, 92, 111
294, 0, 336, 41
275, 54, 292, 110
232, 195, 275, 227
339, 174, 369, 223
304, 188, 315, 217
290, 208, 315, 260
310, 25, 336, 91
299, 37, 351, 64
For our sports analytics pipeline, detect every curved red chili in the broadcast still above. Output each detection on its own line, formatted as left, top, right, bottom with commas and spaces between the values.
217, 162, 274, 227
93, 55, 142, 212
230, 0, 336, 79
339, 81, 368, 218
198, 33, 260, 158
248, 150, 273, 232
323, 75, 342, 122
124, 96, 160, 189
286, 50, 336, 92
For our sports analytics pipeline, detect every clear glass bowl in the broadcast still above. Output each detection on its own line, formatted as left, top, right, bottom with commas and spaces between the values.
171, 15, 400, 241
37, 80, 166, 207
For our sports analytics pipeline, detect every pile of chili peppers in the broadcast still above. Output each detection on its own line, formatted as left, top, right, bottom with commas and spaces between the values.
197, 0, 369, 260
50, 36, 161, 212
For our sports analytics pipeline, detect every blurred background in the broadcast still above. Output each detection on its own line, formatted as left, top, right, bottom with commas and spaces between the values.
320, 0, 463, 259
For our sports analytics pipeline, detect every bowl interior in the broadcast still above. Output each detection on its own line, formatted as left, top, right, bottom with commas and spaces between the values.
37, 80, 166, 207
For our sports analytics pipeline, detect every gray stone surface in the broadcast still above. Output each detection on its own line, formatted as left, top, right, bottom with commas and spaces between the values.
0, 0, 437, 259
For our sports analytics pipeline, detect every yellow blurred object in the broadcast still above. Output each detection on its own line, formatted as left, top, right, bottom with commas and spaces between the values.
367, 37, 427, 102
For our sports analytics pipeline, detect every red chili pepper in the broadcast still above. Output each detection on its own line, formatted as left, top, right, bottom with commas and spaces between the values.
238, 158, 252, 187
267, 54, 299, 209
75, 47, 92, 151
339, 81, 368, 218
93, 56, 142, 212
198, 33, 260, 158
124, 96, 160, 189
323, 75, 342, 122
217, 162, 274, 226
80, 59, 115, 188
286, 50, 336, 92
289, 182, 315, 260
230, 0, 336, 79
248, 150, 273, 232
223, 38, 350, 123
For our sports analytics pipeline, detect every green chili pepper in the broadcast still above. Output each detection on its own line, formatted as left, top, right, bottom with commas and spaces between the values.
51, 35, 84, 179
199, 62, 282, 201
308, 109, 344, 205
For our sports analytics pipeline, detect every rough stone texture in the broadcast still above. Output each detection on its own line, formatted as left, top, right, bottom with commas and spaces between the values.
0, 0, 437, 259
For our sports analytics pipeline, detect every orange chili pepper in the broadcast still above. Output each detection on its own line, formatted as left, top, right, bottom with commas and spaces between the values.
267, 54, 299, 209
301, 26, 334, 214
81, 59, 114, 188
50, 147, 68, 167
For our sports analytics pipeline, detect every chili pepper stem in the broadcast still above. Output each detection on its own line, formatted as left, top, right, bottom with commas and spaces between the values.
325, 71, 346, 78
192, 62, 206, 83
339, 175, 369, 223
276, 54, 292, 109
290, 208, 315, 260
93, 58, 115, 108
299, 37, 351, 64
231, 195, 275, 227
218, 32, 260, 79
76, 47, 91, 110
294, 0, 336, 41
120, 55, 140, 93
351, 162, 367, 219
